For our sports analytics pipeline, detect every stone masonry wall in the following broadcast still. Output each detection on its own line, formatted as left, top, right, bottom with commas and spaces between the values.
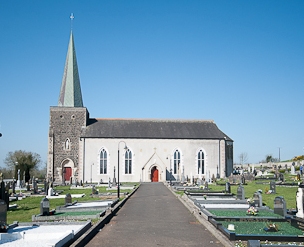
48, 107, 88, 184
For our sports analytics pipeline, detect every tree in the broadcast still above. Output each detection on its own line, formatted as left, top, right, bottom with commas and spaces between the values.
4, 150, 42, 182
239, 152, 248, 165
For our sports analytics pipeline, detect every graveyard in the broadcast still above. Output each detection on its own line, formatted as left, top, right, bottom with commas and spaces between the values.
1, 163, 304, 246
172, 165, 304, 245
0, 178, 139, 246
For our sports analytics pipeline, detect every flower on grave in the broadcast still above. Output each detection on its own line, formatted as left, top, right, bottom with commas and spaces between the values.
266, 222, 279, 231
203, 194, 207, 200
246, 198, 254, 204
247, 206, 258, 215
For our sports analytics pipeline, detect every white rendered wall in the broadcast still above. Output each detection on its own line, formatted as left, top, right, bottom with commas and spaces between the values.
80, 138, 225, 183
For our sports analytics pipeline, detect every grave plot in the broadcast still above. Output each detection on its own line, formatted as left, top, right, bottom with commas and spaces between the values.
0, 222, 91, 246
32, 194, 118, 222
186, 183, 249, 209
197, 193, 304, 242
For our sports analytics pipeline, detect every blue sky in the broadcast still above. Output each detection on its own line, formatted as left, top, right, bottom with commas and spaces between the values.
0, 0, 303, 167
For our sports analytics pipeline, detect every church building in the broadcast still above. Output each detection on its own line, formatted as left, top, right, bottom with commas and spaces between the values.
47, 31, 233, 184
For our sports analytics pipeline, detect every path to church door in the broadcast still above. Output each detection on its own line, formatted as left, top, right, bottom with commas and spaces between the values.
151, 167, 159, 182
64, 167, 72, 182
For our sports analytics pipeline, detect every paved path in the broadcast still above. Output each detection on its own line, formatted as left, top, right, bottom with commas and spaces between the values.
86, 183, 225, 247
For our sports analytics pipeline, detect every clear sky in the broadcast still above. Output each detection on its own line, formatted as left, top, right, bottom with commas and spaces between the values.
0, 0, 303, 167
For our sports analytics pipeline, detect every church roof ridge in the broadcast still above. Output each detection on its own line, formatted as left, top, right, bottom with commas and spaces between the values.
93, 118, 215, 123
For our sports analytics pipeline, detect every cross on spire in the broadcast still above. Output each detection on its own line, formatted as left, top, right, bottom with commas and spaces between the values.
70, 13, 74, 30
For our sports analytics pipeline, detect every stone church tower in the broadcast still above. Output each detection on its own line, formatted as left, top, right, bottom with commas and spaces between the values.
47, 31, 88, 184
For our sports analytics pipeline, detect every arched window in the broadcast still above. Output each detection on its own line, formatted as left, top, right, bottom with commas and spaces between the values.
173, 150, 180, 174
65, 139, 70, 150
100, 149, 107, 174
198, 149, 204, 174
125, 149, 132, 174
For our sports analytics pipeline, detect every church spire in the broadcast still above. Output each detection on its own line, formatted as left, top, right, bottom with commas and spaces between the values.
58, 29, 83, 107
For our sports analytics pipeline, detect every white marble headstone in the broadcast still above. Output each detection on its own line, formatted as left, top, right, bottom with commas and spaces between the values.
296, 187, 304, 218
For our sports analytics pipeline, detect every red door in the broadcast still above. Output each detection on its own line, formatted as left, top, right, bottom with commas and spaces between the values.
151, 167, 159, 182
64, 167, 72, 182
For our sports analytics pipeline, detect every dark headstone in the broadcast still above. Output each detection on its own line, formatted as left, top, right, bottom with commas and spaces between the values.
33, 180, 38, 194
65, 193, 72, 205
274, 196, 286, 217
270, 181, 276, 194
247, 240, 260, 247
279, 173, 284, 182
225, 182, 231, 193
237, 185, 245, 200
241, 175, 245, 185
0, 200, 7, 232
92, 185, 98, 195
40, 197, 50, 216
12, 180, 16, 194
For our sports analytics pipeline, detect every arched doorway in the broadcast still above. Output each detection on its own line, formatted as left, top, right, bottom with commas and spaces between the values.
61, 159, 74, 184
63, 167, 72, 182
151, 166, 159, 182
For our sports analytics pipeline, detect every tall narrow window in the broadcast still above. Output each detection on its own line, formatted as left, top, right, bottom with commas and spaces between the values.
65, 139, 70, 150
100, 149, 107, 174
198, 150, 205, 174
125, 149, 132, 174
173, 150, 180, 174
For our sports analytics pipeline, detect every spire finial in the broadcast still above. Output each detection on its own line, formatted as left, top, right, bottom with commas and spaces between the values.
70, 13, 74, 30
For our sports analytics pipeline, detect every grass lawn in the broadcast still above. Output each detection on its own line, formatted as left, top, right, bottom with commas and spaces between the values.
208, 179, 299, 210
7, 183, 138, 224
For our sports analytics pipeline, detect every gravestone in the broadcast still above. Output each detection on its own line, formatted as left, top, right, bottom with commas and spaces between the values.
291, 165, 296, 175
48, 187, 54, 196
237, 185, 245, 200
285, 164, 288, 173
0, 181, 9, 209
274, 196, 286, 217
40, 197, 50, 216
241, 175, 245, 185
33, 180, 38, 194
112, 167, 117, 186
26, 183, 30, 191
197, 178, 202, 186
204, 181, 208, 190
278, 173, 284, 182
108, 178, 112, 188
225, 182, 231, 193
17, 169, 20, 188
92, 185, 98, 195
253, 192, 262, 207
296, 185, 304, 218
12, 179, 16, 194
65, 193, 72, 205
0, 199, 7, 232
270, 181, 276, 194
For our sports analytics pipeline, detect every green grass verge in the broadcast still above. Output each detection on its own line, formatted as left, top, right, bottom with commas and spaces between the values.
7, 183, 139, 224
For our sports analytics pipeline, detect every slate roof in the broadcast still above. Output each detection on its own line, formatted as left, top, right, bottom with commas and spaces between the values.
81, 118, 233, 141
